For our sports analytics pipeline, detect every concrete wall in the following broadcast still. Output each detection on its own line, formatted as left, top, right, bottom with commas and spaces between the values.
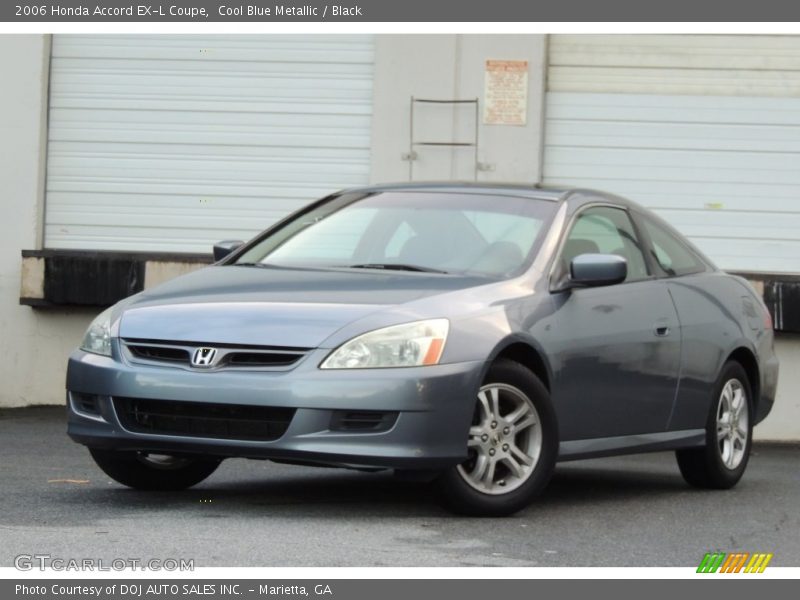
0, 35, 96, 407
754, 334, 800, 441
370, 35, 547, 184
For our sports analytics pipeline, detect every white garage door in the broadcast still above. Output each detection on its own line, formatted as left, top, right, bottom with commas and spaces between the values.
45, 34, 374, 253
543, 35, 800, 274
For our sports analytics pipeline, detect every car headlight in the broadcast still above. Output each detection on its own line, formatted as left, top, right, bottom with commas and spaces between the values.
80, 307, 114, 357
320, 319, 449, 369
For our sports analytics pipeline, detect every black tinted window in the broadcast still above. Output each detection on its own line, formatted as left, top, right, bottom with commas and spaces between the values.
641, 216, 705, 277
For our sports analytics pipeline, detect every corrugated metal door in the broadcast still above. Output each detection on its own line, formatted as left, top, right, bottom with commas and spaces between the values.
45, 35, 374, 253
543, 35, 800, 274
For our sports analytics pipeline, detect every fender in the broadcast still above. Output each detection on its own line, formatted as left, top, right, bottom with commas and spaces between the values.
482, 333, 555, 395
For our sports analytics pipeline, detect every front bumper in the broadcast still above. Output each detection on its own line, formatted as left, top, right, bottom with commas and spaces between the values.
66, 348, 484, 470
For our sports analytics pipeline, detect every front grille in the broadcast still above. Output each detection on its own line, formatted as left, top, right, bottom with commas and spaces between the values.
114, 397, 295, 442
128, 345, 190, 363
122, 338, 310, 370
225, 351, 306, 367
330, 411, 398, 433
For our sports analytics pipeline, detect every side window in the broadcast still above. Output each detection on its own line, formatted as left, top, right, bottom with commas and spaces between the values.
641, 216, 705, 277
560, 206, 649, 282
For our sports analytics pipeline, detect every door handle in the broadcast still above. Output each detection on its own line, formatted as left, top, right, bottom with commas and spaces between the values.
654, 326, 670, 337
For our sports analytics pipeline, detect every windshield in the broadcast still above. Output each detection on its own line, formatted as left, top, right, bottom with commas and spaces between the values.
234, 191, 556, 278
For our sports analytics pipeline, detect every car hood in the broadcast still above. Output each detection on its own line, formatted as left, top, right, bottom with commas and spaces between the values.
117, 265, 491, 348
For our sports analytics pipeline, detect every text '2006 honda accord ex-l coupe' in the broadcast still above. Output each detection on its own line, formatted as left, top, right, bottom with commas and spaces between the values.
67, 183, 778, 516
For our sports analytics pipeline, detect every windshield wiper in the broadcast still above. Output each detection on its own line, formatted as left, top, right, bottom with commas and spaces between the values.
231, 262, 294, 269
232, 262, 271, 268
346, 263, 449, 274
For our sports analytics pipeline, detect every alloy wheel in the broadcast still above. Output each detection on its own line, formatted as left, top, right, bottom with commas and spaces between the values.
716, 378, 749, 470
135, 453, 193, 470
457, 383, 542, 495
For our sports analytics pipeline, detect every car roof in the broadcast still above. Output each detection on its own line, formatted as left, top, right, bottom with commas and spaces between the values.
340, 181, 572, 202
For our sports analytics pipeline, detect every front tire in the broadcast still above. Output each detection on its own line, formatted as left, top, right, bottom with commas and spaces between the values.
437, 359, 558, 516
676, 361, 753, 489
89, 449, 221, 491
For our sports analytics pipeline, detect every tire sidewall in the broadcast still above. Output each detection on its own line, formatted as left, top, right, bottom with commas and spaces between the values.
704, 361, 753, 485
438, 359, 558, 516
90, 449, 220, 491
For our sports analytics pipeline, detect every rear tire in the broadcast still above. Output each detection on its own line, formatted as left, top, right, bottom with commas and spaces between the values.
437, 359, 558, 516
89, 449, 221, 491
676, 361, 753, 489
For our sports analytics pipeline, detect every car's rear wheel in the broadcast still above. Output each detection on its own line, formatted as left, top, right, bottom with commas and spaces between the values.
676, 361, 753, 489
437, 359, 558, 516
89, 449, 221, 491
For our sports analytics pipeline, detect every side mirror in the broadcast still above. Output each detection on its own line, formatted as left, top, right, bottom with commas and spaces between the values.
213, 240, 244, 262
569, 253, 627, 287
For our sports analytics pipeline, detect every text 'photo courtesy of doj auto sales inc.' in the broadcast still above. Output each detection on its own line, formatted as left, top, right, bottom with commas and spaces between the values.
14, 4, 362, 17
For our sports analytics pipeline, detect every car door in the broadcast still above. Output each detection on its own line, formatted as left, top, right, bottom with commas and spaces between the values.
546, 205, 681, 441
636, 213, 728, 432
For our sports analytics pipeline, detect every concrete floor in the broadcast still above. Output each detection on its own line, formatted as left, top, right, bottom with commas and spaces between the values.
2, 406, 798, 567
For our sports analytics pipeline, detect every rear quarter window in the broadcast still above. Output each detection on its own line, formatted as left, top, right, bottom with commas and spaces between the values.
641, 216, 706, 277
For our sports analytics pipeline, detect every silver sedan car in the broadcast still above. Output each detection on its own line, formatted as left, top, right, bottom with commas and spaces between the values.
67, 183, 778, 515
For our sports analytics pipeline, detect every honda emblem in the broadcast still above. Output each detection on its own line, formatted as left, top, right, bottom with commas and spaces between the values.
191, 347, 218, 368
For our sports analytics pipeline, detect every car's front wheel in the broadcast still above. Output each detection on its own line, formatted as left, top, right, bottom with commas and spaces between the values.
676, 361, 753, 489
89, 449, 221, 491
437, 359, 558, 516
